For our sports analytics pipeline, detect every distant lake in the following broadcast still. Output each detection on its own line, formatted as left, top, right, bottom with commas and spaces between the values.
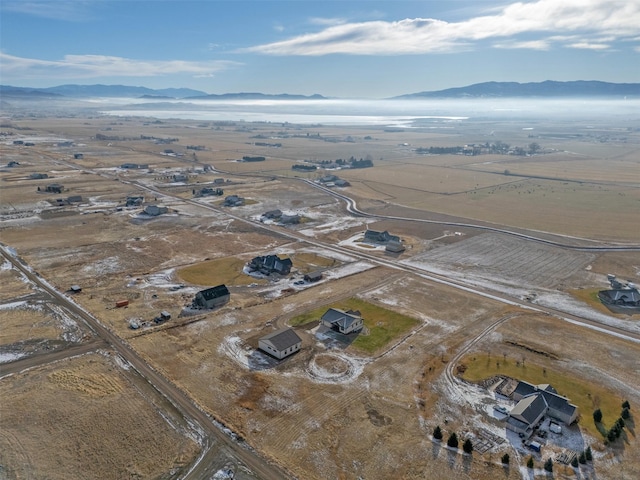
98, 97, 640, 127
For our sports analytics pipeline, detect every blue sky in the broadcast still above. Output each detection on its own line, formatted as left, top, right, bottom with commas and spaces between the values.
1, 0, 638, 98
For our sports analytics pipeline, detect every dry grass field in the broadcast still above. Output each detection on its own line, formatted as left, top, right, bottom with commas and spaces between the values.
1, 111, 639, 479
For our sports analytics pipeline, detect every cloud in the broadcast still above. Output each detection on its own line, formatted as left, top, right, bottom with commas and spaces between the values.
0, 52, 241, 80
493, 40, 551, 50
245, 0, 640, 55
1, 1, 94, 21
567, 42, 611, 50
308, 17, 347, 26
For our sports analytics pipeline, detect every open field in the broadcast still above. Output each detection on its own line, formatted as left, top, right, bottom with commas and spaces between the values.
1, 110, 639, 479
0, 353, 199, 480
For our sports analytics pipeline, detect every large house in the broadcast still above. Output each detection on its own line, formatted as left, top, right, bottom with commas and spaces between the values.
193, 284, 230, 309
247, 254, 292, 276
321, 308, 364, 334
506, 381, 579, 437
258, 328, 302, 359
364, 230, 400, 245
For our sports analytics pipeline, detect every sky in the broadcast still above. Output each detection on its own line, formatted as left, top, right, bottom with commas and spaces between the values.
1, 0, 639, 98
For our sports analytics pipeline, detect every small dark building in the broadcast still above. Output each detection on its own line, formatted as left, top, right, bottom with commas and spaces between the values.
67, 195, 83, 203
334, 179, 350, 187
30, 173, 49, 179
172, 174, 188, 182
303, 271, 323, 282
193, 284, 230, 309
194, 187, 223, 197
280, 214, 301, 225
143, 205, 168, 216
73, 153, 84, 159
598, 288, 640, 313
385, 240, 405, 253
70, 285, 82, 293
248, 254, 293, 276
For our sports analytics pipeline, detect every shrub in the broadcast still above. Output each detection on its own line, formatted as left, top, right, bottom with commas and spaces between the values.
544, 458, 553, 473
433, 425, 443, 440
447, 432, 459, 449
462, 438, 473, 454
593, 408, 603, 423
501, 453, 510, 465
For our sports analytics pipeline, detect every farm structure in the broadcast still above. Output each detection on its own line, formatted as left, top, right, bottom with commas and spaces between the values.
193, 284, 230, 309
194, 187, 223, 197
598, 288, 640, 313
223, 195, 245, 207
504, 381, 578, 437
304, 271, 323, 282
258, 328, 302, 359
321, 308, 364, 334
43, 183, 64, 194
247, 255, 292, 276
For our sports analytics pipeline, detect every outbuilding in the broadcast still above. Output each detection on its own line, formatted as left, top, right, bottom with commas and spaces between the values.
193, 284, 230, 309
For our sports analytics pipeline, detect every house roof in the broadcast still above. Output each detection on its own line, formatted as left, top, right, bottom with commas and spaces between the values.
197, 284, 230, 301
512, 380, 537, 398
260, 328, 302, 351
321, 308, 362, 330
509, 393, 548, 426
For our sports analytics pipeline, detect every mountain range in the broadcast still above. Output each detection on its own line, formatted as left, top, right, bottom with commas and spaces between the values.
1, 81, 638, 100
394, 80, 640, 99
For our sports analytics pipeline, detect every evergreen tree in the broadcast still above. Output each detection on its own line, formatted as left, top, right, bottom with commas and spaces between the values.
622, 407, 630, 420
501, 453, 510, 465
593, 408, 603, 423
571, 456, 579, 468
447, 432, 459, 449
585, 446, 593, 461
433, 425, 443, 440
544, 458, 553, 473
462, 438, 473, 454
622, 400, 631, 410
579, 452, 587, 464
617, 417, 625, 429
527, 456, 534, 469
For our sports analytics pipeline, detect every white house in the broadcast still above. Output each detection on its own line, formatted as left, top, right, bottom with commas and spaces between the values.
258, 328, 302, 360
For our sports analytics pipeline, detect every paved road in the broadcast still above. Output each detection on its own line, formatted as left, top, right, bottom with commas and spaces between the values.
0, 246, 292, 480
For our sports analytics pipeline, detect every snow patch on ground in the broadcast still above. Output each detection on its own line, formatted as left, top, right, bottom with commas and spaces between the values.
81, 256, 123, 275
0, 352, 27, 363
0, 300, 28, 310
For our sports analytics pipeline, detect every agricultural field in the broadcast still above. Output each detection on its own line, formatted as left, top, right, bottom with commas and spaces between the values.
1, 110, 639, 479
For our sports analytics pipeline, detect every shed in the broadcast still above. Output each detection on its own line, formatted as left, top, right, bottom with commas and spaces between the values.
144, 205, 168, 216
303, 271, 323, 283
258, 328, 302, 359
70, 285, 82, 293
116, 299, 129, 308
385, 240, 405, 253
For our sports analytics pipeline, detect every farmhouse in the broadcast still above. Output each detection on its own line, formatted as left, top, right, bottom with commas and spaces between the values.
194, 187, 223, 197
321, 308, 364, 334
126, 194, 144, 207
505, 381, 579, 437
223, 195, 245, 207
280, 214, 301, 225
30, 173, 49, 179
193, 284, 230, 309
247, 254, 293, 276
42, 183, 64, 194
262, 209, 282, 220
120, 163, 149, 169
258, 328, 302, 359
143, 205, 168, 216
598, 288, 640, 313
364, 230, 400, 245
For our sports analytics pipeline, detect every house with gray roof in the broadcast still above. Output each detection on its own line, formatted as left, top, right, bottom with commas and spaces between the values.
506, 381, 579, 437
321, 308, 364, 335
193, 284, 230, 309
364, 230, 400, 245
258, 328, 302, 359
506, 394, 548, 437
247, 254, 292, 276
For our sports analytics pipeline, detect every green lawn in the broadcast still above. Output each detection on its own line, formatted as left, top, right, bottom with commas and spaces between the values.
177, 257, 267, 286
289, 297, 420, 355
460, 353, 627, 439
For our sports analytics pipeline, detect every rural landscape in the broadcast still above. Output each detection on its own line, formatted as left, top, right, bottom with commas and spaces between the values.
1, 87, 639, 480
